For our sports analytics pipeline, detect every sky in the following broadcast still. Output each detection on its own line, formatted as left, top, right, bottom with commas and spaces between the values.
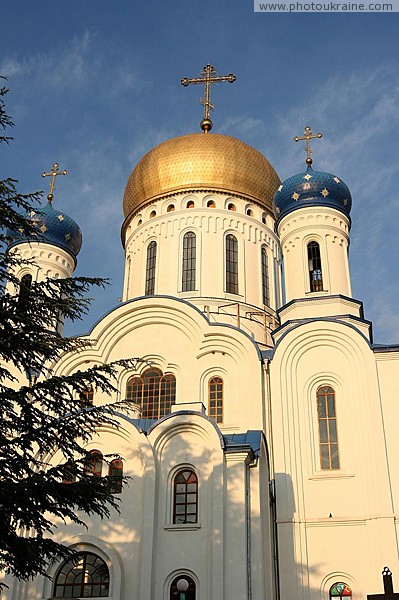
1, 0, 398, 343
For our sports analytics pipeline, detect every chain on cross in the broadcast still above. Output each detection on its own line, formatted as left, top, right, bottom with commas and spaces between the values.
293, 126, 323, 166
42, 163, 68, 202
181, 64, 236, 133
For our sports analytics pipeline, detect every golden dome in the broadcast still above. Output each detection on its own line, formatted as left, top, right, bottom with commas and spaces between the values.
122, 133, 280, 218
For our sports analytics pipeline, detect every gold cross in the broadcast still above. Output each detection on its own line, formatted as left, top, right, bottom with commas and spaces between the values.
42, 162, 68, 202
181, 64, 236, 133
293, 126, 323, 166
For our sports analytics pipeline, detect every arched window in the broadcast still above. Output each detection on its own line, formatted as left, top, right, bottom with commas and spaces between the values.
308, 241, 323, 291
261, 246, 270, 306
173, 469, 198, 524
207, 199, 215, 208
53, 552, 110, 598
18, 273, 32, 306
84, 450, 103, 477
225, 234, 238, 294
126, 368, 176, 419
186, 200, 195, 208
170, 575, 196, 600
145, 241, 157, 296
182, 232, 196, 292
208, 376, 223, 423
317, 386, 340, 470
108, 458, 123, 494
79, 385, 94, 406
329, 583, 352, 600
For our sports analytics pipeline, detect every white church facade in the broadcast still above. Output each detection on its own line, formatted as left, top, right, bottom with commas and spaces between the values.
3, 85, 399, 600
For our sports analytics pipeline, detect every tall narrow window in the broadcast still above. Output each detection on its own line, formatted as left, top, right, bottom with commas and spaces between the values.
208, 376, 223, 423
317, 386, 340, 470
182, 232, 196, 292
173, 469, 198, 524
145, 241, 157, 295
79, 385, 94, 406
108, 458, 123, 494
308, 241, 323, 291
53, 552, 110, 598
170, 575, 196, 600
225, 234, 238, 294
261, 246, 270, 306
329, 583, 352, 600
84, 450, 103, 477
126, 368, 176, 419
18, 273, 32, 307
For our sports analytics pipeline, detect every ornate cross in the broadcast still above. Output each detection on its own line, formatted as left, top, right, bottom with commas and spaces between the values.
42, 162, 68, 202
181, 64, 236, 133
368, 567, 399, 600
293, 125, 323, 166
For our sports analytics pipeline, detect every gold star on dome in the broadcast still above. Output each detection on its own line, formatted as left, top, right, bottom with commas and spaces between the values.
18, 227, 24, 234
303, 173, 313, 181
333, 177, 341, 184
65, 233, 71, 241
40, 224, 47, 233
278, 184, 283, 192
276, 206, 281, 214
321, 188, 329, 198
303, 183, 311, 190
30, 211, 36, 217
343, 198, 348, 205
292, 192, 300, 200
58, 214, 64, 221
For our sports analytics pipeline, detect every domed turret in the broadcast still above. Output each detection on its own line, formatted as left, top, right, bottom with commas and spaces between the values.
8, 199, 82, 261
273, 166, 352, 225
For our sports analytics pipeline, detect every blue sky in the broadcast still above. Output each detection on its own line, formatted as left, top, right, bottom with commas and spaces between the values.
2, 0, 399, 342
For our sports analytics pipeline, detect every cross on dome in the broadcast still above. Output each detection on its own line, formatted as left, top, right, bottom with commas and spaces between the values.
181, 64, 236, 133
42, 162, 68, 203
293, 125, 323, 166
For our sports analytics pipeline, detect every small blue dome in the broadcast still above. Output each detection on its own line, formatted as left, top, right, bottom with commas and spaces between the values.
7, 200, 82, 259
273, 166, 352, 224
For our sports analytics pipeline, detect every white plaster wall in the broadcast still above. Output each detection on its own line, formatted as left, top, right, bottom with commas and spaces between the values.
269, 320, 398, 600
278, 208, 351, 303
122, 192, 282, 315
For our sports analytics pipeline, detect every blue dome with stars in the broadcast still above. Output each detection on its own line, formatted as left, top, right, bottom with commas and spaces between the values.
273, 166, 352, 224
7, 199, 82, 260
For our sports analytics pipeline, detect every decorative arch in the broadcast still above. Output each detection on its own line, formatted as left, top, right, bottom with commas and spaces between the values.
18, 273, 33, 306
126, 368, 176, 419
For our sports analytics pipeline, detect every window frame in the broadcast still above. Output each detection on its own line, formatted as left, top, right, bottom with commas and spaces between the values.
145, 240, 157, 296
225, 233, 239, 295
317, 386, 340, 470
208, 376, 223, 423
125, 368, 176, 419
172, 468, 199, 525
307, 240, 323, 292
182, 231, 196, 292
53, 551, 110, 598
261, 245, 270, 306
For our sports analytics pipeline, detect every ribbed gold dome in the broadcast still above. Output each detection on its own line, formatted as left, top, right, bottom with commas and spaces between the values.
122, 133, 280, 218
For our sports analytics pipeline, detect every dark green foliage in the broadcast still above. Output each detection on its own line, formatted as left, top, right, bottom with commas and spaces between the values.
0, 82, 141, 586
